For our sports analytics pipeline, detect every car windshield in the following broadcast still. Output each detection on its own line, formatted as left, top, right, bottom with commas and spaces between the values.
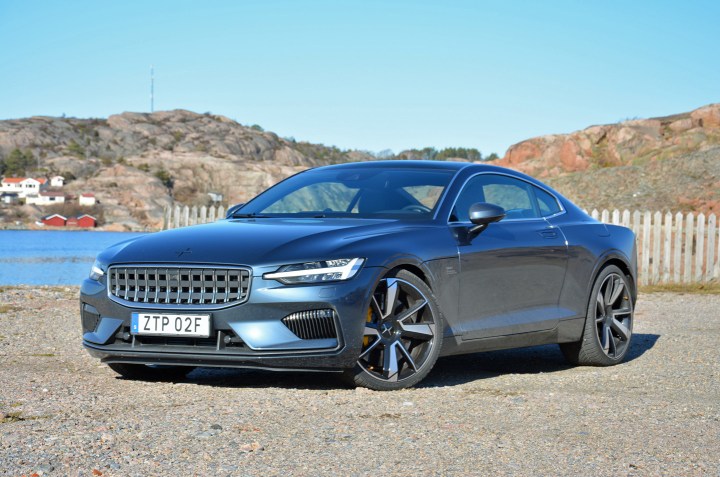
235, 167, 455, 219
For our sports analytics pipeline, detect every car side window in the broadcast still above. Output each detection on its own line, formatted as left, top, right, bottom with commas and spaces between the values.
452, 174, 561, 221
535, 186, 562, 216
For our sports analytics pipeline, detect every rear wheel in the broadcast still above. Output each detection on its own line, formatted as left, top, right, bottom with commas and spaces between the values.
343, 270, 443, 391
561, 265, 634, 365
107, 363, 195, 381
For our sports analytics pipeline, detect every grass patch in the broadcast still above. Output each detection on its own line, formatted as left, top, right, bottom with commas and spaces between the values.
1, 412, 25, 423
0, 411, 48, 424
640, 283, 720, 294
0, 304, 20, 314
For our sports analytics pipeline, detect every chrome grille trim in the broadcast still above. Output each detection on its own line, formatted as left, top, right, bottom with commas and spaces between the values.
107, 265, 251, 308
281, 309, 338, 340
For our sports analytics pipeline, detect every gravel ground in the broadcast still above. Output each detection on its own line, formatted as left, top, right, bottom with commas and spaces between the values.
0, 287, 718, 477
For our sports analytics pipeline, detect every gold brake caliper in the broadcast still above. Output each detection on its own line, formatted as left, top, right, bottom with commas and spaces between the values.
363, 308, 373, 347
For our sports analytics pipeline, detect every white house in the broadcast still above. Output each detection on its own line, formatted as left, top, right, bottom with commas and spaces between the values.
79, 193, 96, 206
0, 177, 48, 198
50, 176, 65, 187
26, 191, 65, 205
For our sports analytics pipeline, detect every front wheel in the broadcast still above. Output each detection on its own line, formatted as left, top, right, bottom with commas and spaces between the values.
343, 270, 443, 391
561, 265, 634, 366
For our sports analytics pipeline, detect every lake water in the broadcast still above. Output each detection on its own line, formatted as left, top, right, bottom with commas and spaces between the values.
0, 230, 147, 285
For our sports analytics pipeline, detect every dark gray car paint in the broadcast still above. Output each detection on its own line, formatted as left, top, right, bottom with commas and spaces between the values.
80, 160, 637, 372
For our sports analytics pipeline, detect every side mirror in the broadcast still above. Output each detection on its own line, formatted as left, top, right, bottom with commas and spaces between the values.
468, 202, 505, 236
225, 203, 245, 218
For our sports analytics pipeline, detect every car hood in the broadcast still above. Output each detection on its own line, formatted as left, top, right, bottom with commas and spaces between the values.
99, 218, 432, 272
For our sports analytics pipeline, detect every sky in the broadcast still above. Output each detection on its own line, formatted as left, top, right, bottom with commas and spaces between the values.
1, 0, 718, 157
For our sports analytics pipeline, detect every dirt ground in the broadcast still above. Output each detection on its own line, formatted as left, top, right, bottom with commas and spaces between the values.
1, 287, 719, 476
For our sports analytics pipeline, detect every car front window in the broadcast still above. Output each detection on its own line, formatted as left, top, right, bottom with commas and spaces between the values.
238, 167, 455, 219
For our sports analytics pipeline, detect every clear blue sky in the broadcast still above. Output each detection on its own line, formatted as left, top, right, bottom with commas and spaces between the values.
1, 0, 718, 156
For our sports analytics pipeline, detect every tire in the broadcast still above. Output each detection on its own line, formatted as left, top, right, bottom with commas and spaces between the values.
107, 363, 195, 381
343, 270, 444, 391
561, 265, 634, 366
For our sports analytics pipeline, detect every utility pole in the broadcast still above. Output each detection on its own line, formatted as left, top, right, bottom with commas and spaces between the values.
150, 65, 154, 113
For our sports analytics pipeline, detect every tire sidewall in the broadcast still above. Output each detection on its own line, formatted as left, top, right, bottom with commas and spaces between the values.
583, 265, 633, 365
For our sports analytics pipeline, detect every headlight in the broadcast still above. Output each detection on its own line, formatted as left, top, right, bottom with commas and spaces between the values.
264, 258, 365, 284
89, 260, 106, 281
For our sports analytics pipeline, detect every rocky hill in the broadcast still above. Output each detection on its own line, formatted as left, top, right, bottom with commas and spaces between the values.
1, 104, 719, 230
493, 104, 720, 214
0, 110, 371, 229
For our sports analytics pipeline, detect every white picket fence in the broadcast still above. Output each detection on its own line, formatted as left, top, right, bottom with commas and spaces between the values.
589, 209, 719, 286
163, 205, 720, 286
163, 204, 226, 230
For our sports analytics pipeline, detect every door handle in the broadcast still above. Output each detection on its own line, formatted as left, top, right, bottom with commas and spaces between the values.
538, 229, 558, 239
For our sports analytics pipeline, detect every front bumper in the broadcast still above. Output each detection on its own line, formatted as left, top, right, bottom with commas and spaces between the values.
80, 266, 383, 371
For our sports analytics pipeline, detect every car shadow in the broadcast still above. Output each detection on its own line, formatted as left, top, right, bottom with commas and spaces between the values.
178, 333, 660, 390
420, 332, 660, 388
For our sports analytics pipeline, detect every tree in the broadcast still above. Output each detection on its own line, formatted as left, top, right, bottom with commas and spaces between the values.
154, 168, 174, 190
2, 149, 34, 176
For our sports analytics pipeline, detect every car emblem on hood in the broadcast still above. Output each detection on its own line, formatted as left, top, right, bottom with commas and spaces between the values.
175, 248, 192, 257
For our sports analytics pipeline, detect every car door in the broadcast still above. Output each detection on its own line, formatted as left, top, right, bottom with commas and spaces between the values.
451, 173, 569, 340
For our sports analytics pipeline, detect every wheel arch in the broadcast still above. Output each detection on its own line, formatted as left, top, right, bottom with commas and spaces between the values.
588, 252, 637, 306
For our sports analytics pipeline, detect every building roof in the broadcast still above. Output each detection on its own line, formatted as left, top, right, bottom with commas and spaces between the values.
39, 191, 65, 197
80, 193, 95, 197
76, 214, 97, 220
42, 214, 67, 220
1, 177, 47, 184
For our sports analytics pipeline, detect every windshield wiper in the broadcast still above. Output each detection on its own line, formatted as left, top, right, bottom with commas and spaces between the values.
231, 213, 272, 218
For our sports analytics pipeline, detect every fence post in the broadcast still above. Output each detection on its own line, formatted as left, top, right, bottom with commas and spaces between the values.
683, 213, 694, 283
217, 205, 225, 219
641, 211, 651, 286
190, 206, 198, 226
601, 209, 609, 223
715, 218, 720, 280
707, 214, 716, 283
673, 212, 683, 283
663, 212, 672, 283
182, 205, 190, 227
173, 205, 181, 229
632, 210, 641, 237
200, 206, 207, 224
695, 213, 705, 282
651, 211, 661, 284
622, 209, 630, 228
611, 209, 620, 225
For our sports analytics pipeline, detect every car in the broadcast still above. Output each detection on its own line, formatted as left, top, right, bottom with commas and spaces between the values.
80, 160, 637, 390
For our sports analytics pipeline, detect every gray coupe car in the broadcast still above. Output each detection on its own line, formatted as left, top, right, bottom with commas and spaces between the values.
80, 160, 637, 390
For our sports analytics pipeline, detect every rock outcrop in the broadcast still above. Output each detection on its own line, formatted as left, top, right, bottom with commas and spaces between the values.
0, 110, 371, 229
495, 104, 720, 178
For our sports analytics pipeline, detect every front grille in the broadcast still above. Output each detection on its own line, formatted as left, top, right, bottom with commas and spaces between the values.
108, 266, 250, 306
282, 309, 338, 340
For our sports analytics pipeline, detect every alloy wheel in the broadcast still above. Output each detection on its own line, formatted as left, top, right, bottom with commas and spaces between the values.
357, 277, 437, 382
594, 272, 633, 359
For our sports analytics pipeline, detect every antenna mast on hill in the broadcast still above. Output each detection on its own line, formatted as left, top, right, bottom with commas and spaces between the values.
150, 65, 154, 113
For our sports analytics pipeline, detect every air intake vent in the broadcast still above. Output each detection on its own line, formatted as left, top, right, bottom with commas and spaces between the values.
282, 309, 337, 340
108, 266, 251, 306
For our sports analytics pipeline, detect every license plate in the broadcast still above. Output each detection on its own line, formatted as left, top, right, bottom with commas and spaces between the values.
131, 312, 211, 337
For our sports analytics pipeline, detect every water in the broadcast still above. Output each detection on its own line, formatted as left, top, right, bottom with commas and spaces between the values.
0, 230, 146, 285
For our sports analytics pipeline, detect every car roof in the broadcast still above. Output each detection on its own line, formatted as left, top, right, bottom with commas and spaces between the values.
315, 160, 476, 172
